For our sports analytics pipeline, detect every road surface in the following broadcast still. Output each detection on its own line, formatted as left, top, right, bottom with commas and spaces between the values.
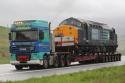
0, 56, 125, 82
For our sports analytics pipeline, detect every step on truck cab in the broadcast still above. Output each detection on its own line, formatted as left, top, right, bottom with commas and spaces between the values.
9, 20, 52, 69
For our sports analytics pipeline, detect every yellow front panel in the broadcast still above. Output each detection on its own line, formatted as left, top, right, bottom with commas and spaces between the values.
54, 25, 78, 44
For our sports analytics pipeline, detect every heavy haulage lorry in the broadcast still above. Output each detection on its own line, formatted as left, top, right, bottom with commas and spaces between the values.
9, 17, 121, 70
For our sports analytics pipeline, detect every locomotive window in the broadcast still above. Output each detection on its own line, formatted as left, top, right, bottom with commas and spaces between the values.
91, 29, 99, 40
95, 25, 98, 28
66, 19, 73, 25
60, 20, 68, 25
61, 19, 74, 25
89, 24, 92, 27
93, 25, 96, 27
102, 30, 110, 40
99, 26, 102, 28
75, 21, 81, 27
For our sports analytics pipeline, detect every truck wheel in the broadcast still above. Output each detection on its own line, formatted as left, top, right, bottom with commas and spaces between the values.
15, 65, 23, 70
43, 56, 49, 69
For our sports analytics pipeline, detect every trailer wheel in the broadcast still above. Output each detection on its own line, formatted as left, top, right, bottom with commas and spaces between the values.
112, 55, 114, 62
43, 56, 49, 69
65, 55, 70, 66
15, 65, 23, 70
29, 65, 39, 70
119, 55, 121, 61
117, 55, 119, 61
118, 55, 121, 61
111, 56, 113, 62
106, 56, 108, 62
114, 55, 116, 61
116, 55, 118, 61
54, 56, 59, 68
60, 55, 65, 67
102, 56, 106, 63
109, 56, 111, 62
79, 61, 84, 64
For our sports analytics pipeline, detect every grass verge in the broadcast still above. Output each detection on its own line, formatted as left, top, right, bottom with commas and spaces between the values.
6, 65, 125, 83
0, 55, 9, 64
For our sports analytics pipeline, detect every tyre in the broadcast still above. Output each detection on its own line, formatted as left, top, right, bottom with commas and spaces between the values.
43, 56, 49, 69
109, 56, 111, 62
79, 61, 84, 64
29, 65, 40, 70
29, 66, 35, 70
60, 55, 65, 67
102, 56, 106, 63
112, 56, 114, 62
65, 55, 71, 66
114, 56, 116, 61
54, 56, 59, 68
119, 55, 121, 61
15, 65, 23, 70
118, 55, 120, 61
106, 56, 108, 62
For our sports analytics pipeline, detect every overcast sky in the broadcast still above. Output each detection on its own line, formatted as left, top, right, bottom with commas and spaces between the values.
0, 0, 125, 35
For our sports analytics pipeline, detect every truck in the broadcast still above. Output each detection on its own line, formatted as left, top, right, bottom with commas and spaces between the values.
9, 20, 121, 70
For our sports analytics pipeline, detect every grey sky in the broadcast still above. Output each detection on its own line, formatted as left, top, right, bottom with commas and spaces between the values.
0, 0, 125, 35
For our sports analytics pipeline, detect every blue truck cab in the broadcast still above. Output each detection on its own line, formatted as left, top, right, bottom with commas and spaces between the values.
9, 20, 51, 69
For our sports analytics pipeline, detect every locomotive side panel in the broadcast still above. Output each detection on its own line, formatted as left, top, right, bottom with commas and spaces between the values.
77, 24, 88, 45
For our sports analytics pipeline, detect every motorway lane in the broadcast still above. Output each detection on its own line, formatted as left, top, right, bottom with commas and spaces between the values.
0, 56, 125, 82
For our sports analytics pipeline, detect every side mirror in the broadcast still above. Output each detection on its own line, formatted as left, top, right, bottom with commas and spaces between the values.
9, 33, 11, 40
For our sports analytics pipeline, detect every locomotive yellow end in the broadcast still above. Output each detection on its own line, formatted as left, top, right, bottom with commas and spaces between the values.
53, 25, 78, 44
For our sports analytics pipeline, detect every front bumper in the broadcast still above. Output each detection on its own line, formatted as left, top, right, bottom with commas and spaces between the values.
10, 60, 43, 65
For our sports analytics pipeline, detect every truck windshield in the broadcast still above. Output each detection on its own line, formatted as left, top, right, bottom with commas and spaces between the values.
12, 30, 38, 41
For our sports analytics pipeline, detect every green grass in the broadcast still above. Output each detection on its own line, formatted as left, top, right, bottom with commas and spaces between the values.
0, 55, 10, 64
0, 26, 9, 50
6, 65, 125, 83
0, 26, 10, 64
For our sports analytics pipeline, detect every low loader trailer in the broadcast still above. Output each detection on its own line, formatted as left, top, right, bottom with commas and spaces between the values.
9, 20, 121, 70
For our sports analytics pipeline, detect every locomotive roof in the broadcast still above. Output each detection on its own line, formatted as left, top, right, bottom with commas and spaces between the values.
69, 17, 111, 29
71, 17, 106, 25
78, 19, 106, 25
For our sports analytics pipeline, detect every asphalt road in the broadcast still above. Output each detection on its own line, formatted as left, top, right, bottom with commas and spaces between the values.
0, 56, 125, 82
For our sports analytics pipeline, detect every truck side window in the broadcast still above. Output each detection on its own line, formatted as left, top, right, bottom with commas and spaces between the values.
39, 30, 44, 40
